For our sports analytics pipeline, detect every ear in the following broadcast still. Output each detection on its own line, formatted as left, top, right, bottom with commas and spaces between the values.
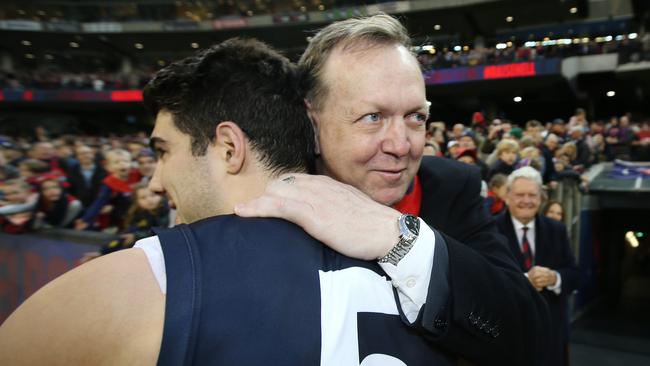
215, 121, 247, 175
305, 99, 321, 156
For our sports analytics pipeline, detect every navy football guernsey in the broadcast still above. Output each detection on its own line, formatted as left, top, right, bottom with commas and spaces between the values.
154, 215, 452, 366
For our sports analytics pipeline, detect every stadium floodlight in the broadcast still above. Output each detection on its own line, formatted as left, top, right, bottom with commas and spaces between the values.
629, 33, 638, 39
604, 35, 613, 42
513, 96, 522, 103
606, 91, 615, 97
625, 231, 639, 248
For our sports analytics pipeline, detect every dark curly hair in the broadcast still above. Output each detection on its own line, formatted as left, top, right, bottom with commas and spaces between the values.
143, 38, 315, 175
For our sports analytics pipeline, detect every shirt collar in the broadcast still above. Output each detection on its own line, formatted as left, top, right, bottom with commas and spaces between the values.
511, 216, 535, 232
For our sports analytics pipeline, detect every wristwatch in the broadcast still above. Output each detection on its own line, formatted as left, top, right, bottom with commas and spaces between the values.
378, 214, 420, 266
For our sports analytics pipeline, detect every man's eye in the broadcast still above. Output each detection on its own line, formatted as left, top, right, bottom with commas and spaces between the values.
154, 148, 166, 158
407, 113, 427, 124
360, 113, 381, 123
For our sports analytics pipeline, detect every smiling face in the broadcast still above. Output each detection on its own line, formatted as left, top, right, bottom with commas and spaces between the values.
105, 151, 132, 181
506, 177, 542, 225
311, 43, 428, 206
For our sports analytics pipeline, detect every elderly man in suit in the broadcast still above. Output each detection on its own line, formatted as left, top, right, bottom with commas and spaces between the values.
496, 166, 581, 366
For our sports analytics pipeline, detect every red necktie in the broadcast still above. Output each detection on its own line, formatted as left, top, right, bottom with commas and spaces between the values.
521, 226, 533, 271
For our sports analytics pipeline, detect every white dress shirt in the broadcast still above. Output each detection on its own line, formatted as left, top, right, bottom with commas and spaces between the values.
510, 216, 562, 294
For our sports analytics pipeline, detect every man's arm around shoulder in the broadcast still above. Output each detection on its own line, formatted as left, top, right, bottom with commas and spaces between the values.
0, 248, 164, 366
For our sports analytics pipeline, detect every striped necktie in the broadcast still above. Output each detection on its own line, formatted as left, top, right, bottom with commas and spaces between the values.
521, 226, 533, 271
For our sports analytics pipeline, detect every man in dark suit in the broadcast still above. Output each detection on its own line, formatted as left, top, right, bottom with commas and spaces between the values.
496, 166, 581, 366
235, 14, 550, 365
66, 144, 107, 208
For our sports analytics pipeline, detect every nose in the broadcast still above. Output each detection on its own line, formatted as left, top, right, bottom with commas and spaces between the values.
381, 118, 411, 157
148, 164, 165, 194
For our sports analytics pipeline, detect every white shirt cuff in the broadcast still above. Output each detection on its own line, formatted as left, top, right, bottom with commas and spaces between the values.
378, 218, 434, 323
546, 271, 562, 295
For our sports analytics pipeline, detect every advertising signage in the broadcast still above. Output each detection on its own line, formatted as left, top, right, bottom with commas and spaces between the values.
423, 58, 562, 85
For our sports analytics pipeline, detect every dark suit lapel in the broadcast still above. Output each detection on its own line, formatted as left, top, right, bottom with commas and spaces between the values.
533, 215, 546, 266
416, 157, 440, 224
501, 211, 526, 271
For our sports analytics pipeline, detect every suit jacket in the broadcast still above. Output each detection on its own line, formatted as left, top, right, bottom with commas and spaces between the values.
414, 156, 550, 365
66, 164, 107, 208
496, 211, 581, 366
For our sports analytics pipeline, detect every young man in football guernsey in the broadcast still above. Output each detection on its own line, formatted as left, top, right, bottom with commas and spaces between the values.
0, 38, 453, 365
235, 14, 550, 365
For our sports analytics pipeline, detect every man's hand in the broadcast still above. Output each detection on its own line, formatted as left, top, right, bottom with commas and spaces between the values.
235, 174, 401, 260
527, 266, 557, 291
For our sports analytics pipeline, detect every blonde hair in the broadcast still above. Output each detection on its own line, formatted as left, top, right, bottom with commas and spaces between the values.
105, 148, 131, 162
495, 139, 520, 156
299, 14, 411, 111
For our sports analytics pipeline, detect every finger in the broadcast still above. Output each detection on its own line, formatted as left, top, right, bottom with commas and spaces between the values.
234, 195, 313, 225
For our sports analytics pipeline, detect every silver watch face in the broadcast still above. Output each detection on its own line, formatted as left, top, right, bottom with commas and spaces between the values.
400, 214, 420, 239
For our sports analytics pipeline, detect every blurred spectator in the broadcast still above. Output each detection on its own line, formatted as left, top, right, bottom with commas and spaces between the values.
75, 149, 136, 232
423, 142, 441, 157
488, 139, 519, 180
480, 119, 505, 158
0, 179, 35, 234
67, 145, 108, 208
30, 142, 69, 177
568, 108, 588, 132
30, 176, 82, 229
100, 183, 169, 255
567, 127, 592, 171
459, 131, 488, 179
451, 123, 465, 140
540, 134, 560, 184
524, 120, 544, 146
550, 119, 567, 141
543, 200, 564, 223
484, 173, 508, 216
0, 152, 19, 183
447, 140, 461, 158
631, 120, 650, 161
518, 146, 543, 172
134, 148, 157, 184
17, 159, 51, 188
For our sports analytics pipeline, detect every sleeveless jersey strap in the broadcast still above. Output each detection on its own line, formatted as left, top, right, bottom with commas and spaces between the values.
154, 225, 203, 366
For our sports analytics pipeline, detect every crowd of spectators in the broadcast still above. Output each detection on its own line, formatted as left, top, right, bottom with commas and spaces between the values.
1, 110, 649, 250
422, 109, 650, 215
3, 35, 648, 91
417, 35, 649, 70
0, 130, 172, 255
0, 68, 153, 91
